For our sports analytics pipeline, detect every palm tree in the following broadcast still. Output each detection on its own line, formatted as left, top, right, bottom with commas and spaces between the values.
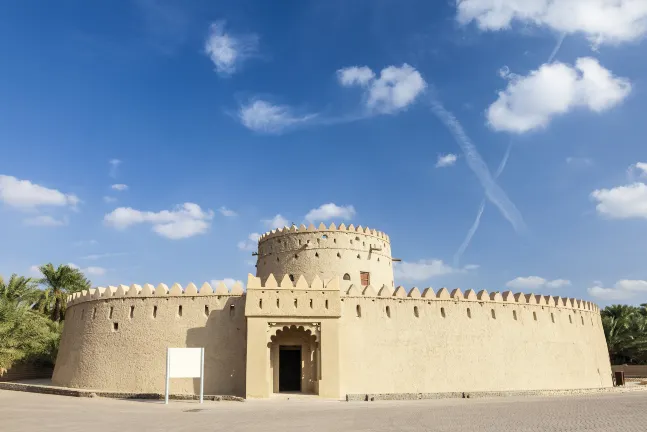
0, 274, 40, 306
35, 264, 91, 322
602, 304, 647, 365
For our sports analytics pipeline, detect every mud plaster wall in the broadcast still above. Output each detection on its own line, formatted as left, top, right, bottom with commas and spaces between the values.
339, 295, 612, 395
52, 295, 247, 396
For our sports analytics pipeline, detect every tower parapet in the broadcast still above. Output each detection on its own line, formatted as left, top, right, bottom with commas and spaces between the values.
255, 223, 395, 289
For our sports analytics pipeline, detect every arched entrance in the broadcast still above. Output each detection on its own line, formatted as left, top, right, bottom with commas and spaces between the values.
269, 325, 319, 394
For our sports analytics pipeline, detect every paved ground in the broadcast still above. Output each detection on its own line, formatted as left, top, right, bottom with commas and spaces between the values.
1, 390, 647, 431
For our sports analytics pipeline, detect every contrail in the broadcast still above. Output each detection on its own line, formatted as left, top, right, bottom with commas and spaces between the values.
453, 141, 512, 267
453, 33, 568, 266
431, 101, 526, 234
547, 32, 566, 63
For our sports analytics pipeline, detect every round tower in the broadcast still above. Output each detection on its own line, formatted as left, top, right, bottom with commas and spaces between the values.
255, 223, 395, 289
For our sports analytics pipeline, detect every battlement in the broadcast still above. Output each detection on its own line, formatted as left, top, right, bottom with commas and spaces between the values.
342, 285, 600, 313
258, 222, 390, 244
247, 273, 339, 290
66, 280, 245, 306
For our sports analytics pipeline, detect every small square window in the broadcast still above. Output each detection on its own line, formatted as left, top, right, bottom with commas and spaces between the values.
360, 272, 370, 287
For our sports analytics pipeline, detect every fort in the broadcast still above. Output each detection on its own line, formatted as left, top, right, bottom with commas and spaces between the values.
52, 223, 613, 399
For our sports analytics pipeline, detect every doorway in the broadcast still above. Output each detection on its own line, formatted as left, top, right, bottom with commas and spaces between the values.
279, 346, 301, 392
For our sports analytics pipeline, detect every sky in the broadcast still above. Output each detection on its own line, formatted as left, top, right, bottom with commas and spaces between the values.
1, 0, 647, 305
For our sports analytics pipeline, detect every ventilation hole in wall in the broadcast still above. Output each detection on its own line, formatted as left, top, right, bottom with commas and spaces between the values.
325, 299, 329, 309
259, 299, 263, 309
130, 306, 135, 319
322, 234, 328, 239
92, 308, 97, 319
113, 322, 119, 331
276, 257, 279, 262
229, 304, 235, 317
441, 307, 446, 318
356, 236, 360, 241
299, 240, 302, 245
178, 305, 183, 317
467, 308, 472, 319
386, 306, 391, 318
205, 305, 210, 317
334, 238, 337, 243
294, 299, 298, 308
377, 258, 380, 262
357, 254, 361, 259
315, 252, 319, 258
591, 318, 594, 326
337, 252, 341, 258
356, 305, 362, 317
109, 307, 114, 319
350, 240, 353, 244
362, 241, 365, 246
414, 306, 419, 318
343, 273, 351, 281
153, 306, 158, 318
277, 298, 280, 308
317, 238, 320, 244
310, 299, 313, 308
513, 310, 518, 321
491, 309, 496, 319
307, 240, 310, 244
294, 254, 299, 259
581, 316, 584, 325
80, 309, 84, 320
289, 274, 295, 282
551, 313, 555, 323
569, 315, 572, 324
533, 311, 537, 321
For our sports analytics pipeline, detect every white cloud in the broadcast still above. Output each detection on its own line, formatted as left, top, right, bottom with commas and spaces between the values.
81, 252, 127, 261
337, 66, 375, 87
238, 232, 261, 251
566, 156, 594, 167
456, 0, 647, 45
103, 196, 117, 203
210, 278, 245, 289
262, 214, 289, 230
218, 206, 237, 217
591, 182, 647, 219
29, 265, 41, 276
109, 159, 121, 178
0, 175, 79, 210
506, 276, 571, 290
436, 153, 458, 168
23, 215, 68, 227
339, 64, 427, 114
627, 162, 647, 180
238, 99, 316, 134
204, 20, 258, 76
104, 203, 214, 239
588, 279, 647, 300
111, 184, 128, 191
73, 239, 98, 247
304, 203, 356, 223
85, 266, 107, 276
394, 259, 475, 282
487, 58, 631, 133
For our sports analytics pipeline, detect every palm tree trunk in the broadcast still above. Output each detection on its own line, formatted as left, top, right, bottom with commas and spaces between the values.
52, 297, 62, 322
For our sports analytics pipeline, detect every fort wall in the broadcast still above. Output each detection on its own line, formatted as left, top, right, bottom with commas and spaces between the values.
52, 282, 247, 396
256, 223, 395, 289
339, 285, 612, 395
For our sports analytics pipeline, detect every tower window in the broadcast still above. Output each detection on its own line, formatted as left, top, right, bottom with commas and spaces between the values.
356, 305, 361, 317
414, 306, 419, 318
491, 309, 496, 319
337, 252, 341, 258
360, 272, 370, 287
441, 307, 446, 318
467, 308, 472, 319
343, 273, 351, 281
513, 310, 518, 321
533, 311, 537, 321
386, 306, 391, 317
289, 274, 295, 282
322, 234, 328, 239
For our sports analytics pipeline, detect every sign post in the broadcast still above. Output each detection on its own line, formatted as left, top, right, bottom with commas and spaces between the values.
165, 347, 205, 404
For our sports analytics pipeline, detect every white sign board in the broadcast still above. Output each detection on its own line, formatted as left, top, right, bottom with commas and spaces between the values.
165, 347, 204, 404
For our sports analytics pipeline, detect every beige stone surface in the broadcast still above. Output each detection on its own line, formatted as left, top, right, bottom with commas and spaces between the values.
3, 389, 647, 432
53, 223, 612, 399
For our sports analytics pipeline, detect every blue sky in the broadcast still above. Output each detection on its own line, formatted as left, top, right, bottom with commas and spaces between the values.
1, 0, 647, 305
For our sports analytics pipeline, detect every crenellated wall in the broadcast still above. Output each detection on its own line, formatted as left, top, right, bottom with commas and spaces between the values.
256, 223, 395, 289
339, 284, 612, 395
52, 282, 247, 396
53, 273, 613, 399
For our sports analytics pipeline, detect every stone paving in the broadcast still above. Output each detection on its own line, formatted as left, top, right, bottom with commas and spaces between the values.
2, 389, 647, 431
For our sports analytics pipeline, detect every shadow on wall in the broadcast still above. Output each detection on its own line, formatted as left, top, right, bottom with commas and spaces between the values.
185, 297, 247, 397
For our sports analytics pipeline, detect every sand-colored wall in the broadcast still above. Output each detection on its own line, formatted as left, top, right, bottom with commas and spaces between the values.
256, 223, 395, 289
339, 286, 612, 395
52, 282, 247, 396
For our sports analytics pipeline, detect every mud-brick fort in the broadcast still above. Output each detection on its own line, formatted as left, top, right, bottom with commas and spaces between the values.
53, 223, 613, 399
